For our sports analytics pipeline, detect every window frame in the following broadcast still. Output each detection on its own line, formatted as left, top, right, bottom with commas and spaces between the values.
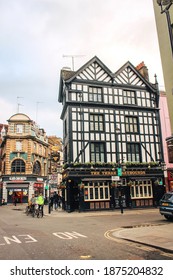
130, 180, 153, 199
90, 142, 105, 162
127, 143, 141, 162
90, 113, 104, 132
125, 116, 139, 133
11, 159, 25, 173
123, 90, 136, 105
16, 124, 23, 134
88, 86, 103, 103
84, 183, 110, 201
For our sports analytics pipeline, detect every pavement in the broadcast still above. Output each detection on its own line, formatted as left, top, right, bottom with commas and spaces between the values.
2, 204, 173, 253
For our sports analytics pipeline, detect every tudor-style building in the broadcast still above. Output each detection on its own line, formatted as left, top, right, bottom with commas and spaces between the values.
58, 56, 165, 212
0, 113, 49, 204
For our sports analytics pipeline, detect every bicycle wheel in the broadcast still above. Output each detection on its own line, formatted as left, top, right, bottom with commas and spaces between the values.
25, 206, 29, 216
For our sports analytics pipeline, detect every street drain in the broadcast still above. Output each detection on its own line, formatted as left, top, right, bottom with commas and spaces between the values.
12, 208, 23, 211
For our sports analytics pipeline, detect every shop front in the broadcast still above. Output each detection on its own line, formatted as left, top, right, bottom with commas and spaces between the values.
62, 164, 165, 212
2, 176, 46, 204
1, 176, 29, 204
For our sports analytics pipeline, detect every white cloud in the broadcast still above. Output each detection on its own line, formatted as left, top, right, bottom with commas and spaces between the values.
0, 0, 165, 137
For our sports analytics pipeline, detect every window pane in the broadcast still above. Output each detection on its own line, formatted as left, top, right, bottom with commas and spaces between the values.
95, 187, 99, 199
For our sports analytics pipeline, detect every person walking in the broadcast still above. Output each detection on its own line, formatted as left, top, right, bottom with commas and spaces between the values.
53, 192, 59, 210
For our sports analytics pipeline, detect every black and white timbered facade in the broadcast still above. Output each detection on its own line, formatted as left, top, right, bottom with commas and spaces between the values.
58, 56, 165, 212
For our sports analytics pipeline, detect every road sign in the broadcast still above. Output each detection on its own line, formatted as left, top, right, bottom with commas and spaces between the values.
112, 176, 120, 181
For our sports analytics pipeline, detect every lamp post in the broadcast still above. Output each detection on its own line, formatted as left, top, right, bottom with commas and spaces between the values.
156, 0, 173, 57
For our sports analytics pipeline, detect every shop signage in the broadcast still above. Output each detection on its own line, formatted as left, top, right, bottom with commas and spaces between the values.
9, 177, 27, 181
112, 176, 120, 181
37, 178, 43, 182
122, 171, 146, 176
91, 171, 117, 176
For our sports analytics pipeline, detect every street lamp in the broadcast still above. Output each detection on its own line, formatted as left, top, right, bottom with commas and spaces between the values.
156, 0, 173, 57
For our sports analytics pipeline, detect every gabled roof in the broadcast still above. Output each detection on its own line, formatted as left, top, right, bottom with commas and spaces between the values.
58, 56, 113, 102
114, 61, 156, 90
58, 56, 157, 102
65, 56, 113, 83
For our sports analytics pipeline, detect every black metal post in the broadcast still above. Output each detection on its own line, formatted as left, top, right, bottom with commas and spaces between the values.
165, 9, 173, 57
48, 181, 51, 214
157, 1, 173, 57
119, 192, 123, 214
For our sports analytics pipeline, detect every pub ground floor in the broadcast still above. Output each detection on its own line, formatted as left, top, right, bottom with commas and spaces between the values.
61, 166, 165, 212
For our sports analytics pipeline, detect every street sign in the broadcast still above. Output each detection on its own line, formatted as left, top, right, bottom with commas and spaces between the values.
117, 167, 122, 176
112, 176, 120, 181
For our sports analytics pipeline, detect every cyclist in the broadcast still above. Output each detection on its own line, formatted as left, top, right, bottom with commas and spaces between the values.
36, 193, 44, 217
30, 194, 36, 216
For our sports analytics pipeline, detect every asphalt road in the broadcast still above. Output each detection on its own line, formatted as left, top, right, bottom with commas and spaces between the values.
0, 205, 173, 260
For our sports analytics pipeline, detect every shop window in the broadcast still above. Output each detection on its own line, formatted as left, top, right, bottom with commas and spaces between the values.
130, 180, 153, 199
84, 184, 110, 201
11, 159, 25, 173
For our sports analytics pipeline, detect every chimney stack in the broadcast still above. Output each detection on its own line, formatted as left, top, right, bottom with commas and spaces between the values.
136, 61, 149, 81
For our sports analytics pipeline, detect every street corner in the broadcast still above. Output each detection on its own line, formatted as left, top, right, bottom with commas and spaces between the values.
104, 223, 173, 254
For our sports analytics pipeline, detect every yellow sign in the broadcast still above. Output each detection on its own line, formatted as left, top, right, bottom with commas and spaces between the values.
51, 146, 59, 152
123, 171, 146, 175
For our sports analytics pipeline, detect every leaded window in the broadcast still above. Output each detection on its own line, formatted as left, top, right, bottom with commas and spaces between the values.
127, 143, 140, 162
88, 87, 103, 102
123, 90, 136, 105
125, 116, 138, 133
90, 114, 104, 131
91, 142, 105, 162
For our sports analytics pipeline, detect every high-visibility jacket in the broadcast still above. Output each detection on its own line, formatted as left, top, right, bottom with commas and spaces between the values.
36, 195, 44, 205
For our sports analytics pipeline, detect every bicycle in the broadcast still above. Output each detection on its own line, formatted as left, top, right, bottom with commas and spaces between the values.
25, 204, 35, 217
25, 205, 31, 216
35, 204, 43, 218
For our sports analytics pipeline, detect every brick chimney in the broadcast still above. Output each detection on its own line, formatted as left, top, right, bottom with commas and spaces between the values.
136, 61, 149, 81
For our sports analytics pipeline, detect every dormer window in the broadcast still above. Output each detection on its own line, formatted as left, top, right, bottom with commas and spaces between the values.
16, 124, 23, 133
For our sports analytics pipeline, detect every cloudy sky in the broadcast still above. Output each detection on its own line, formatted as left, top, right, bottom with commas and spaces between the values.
0, 0, 164, 137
